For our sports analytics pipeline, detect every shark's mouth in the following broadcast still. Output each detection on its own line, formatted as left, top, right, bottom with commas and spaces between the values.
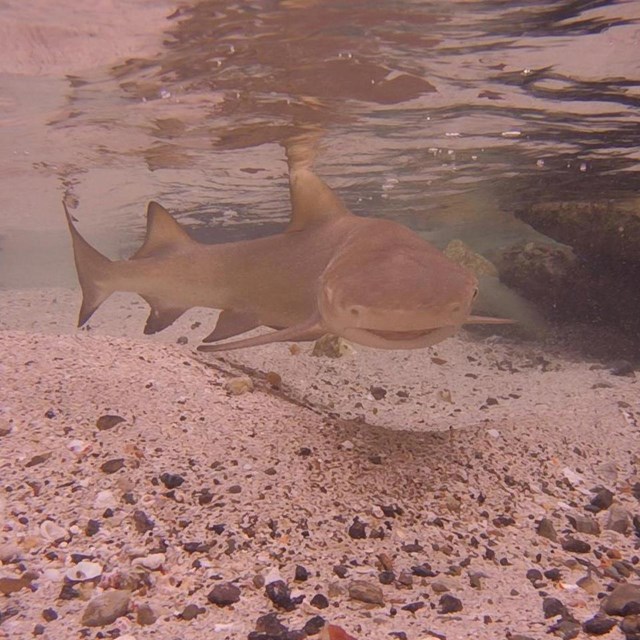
341, 325, 458, 350
366, 327, 439, 341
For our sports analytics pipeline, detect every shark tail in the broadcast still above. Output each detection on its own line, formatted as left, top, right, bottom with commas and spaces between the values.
64, 202, 115, 327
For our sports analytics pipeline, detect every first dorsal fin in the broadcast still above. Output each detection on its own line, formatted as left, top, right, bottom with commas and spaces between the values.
286, 167, 352, 232
132, 201, 193, 259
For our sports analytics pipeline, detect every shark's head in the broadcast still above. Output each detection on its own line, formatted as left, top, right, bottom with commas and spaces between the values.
316, 223, 503, 349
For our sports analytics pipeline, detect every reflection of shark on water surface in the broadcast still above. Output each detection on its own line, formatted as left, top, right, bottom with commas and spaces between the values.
65, 146, 511, 352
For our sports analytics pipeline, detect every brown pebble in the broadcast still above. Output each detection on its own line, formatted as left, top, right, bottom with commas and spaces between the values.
25, 453, 52, 467
207, 582, 241, 607
101, 458, 125, 474
536, 517, 558, 542
132, 510, 155, 534
96, 415, 125, 431
348, 580, 384, 606
0, 574, 34, 596
265, 371, 282, 389
136, 603, 157, 626
369, 386, 387, 400
179, 603, 204, 620
561, 537, 591, 553
81, 590, 130, 627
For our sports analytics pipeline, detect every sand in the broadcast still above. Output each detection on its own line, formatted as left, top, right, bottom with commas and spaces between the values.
1, 288, 640, 640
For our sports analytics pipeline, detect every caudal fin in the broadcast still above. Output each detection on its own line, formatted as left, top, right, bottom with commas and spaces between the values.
64, 202, 114, 326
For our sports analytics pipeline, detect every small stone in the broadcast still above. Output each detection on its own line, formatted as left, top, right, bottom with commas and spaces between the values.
567, 514, 601, 535
0, 542, 21, 564
609, 360, 635, 376
39, 520, 69, 544
348, 580, 384, 606
549, 618, 581, 640
265, 580, 303, 611
58, 583, 80, 600
431, 577, 456, 593
311, 335, 351, 358
402, 601, 425, 613
265, 371, 282, 389
582, 615, 617, 635
136, 603, 157, 625
26, 452, 52, 467
379, 571, 395, 585
606, 506, 630, 534
33, 623, 45, 636
294, 565, 309, 582
179, 604, 204, 620
561, 537, 591, 553
65, 561, 103, 582
101, 458, 125, 474
542, 596, 566, 619
369, 386, 387, 400
348, 518, 367, 540
159, 473, 184, 489
228, 484, 242, 494
544, 568, 562, 582
225, 376, 254, 395
207, 582, 241, 607
621, 614, 640, 637
255, 612, 288, 635
0, 575, 34, 596
586, 488, 614, 513
96, 415, 125, 431
603, 583, 640, 616
132, 553, 165, 571
304, 615, 326, 635
439, 594, 463, 614
42, 608, 58, 622
132, 510, 154, 534
577, 575, 602, 595
310, 593, 329, 609
333, 565, 349, 578
397, 570, 413, 587
81, 590, 130, 627
525, 568, 543, 585
536, 517, 558, 542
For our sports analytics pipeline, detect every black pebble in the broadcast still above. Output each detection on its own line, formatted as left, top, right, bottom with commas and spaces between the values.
561, 537, 591, 553
582, 615, 617, 635
348, 518, 367, 539
333, 565, 348, 578
179, 604, 204, 620
526, 568, 543, 585
542, 596, 567, 619
160, 472, 185, 489
303, 616, 325, 635
586, 488, 614, 513
310, 594, 329, 609
294, 565, 309, 582
85, 519, 100, 537
544, 568, 562, 581
42, 608, 58, 622
100, 459, 125, 474
439, 594, 463, 614
57, 584, 79, 600
379, 571, 395, 585
255, 612, 288, 635
132, 510, 155, 534
401, 601, 425, 613
265, 580, 303, 611
207, 582, 241, 607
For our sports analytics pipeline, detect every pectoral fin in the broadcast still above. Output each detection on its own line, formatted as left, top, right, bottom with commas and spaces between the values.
142, 296, 190, 334
202, 310, 260, 343
197, 315, 324, 353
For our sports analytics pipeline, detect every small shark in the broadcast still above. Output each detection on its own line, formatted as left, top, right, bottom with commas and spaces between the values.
65, 152, 509, 352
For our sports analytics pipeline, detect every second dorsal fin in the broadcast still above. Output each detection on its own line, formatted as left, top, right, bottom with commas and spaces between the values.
132, 201, 193, 259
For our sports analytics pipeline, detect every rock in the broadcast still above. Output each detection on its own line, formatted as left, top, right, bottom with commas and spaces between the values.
136, 602, 157, 625
311, 335, 352, 358
96, 415, 125, 431
132, 510, 154, 534
85, 519, 101, 536
39, 520, 69, 544
179, 604, 205, 620
42, 608, 58, 622
131, 553, 165, 571
100, 458, 125, 474
431, 577, 457, 593
379, 571, 395, 585
159, 473, 184, 489
348, 580, 384, 606
207, 582, 241, 607
606, 506, 631, 534
294, 565, 309, 582
542, 596, 567, 619
621, 614, 640, 638
93, 490, 116, 511
603, 583, 640, 616
537, 517, 558, 542
81, 590, 130, 627
225, 376, 254, 395
65, 561, 103, 582
586, 488, 614, 513
561, 537, 591, 553
402, 601, 425, 613
0, 574, 35, 596
265, 580, 303, 611
567, 514, 601, 535
304, 616, 326, 635
369, 386, 387, 400
310, 594, 329, 609
444, 239, 498, 277
255, 612, 288, 635
348, 518, 367, 539
439, 593, 463, 614
0, 543, 20, 564
582, 615, 617, 635
577, 575, 602, 595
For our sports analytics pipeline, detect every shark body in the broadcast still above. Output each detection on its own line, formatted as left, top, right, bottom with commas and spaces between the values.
65, 157, 508, 352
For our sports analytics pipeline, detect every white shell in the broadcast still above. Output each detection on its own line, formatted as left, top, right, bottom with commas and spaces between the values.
131, 553, 165, 571
40, 520, 69, 543
65, 560, 103, 582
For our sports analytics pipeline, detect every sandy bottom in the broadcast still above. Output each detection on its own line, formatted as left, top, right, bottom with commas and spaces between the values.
1, 288, 639, 639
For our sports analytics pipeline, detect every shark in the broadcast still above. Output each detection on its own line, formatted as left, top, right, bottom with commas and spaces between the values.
65, 152, 510, 353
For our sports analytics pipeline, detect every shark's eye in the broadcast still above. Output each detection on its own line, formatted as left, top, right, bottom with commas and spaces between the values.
472, 288, 479, 299
349, 307, 360, 317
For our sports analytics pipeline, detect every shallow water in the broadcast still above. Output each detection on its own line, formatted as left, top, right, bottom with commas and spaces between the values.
1, 0, 639, 349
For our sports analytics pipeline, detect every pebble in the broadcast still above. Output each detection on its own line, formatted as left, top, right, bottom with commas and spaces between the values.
542, 596, 567, 619
179, 604, 205, 620
369, 386, 387, 400
310, 593, 329, 609
136, 603, 157, 625
0, 542, 20, 564
96, 414, 125, 431
265, 580, 303, 611
42, 608, 58, 622
561, 537, 591, 553
586, 488, 614, 513
311, 335, 351, 358
85, 519, 101, 536
537, 517, 558, 542
225, 376, 254, 395
132, 553, 165, 571
40, 520, 69, 544
0, 574, 35, 595
348, 580, 384, 606
304, 616, 326, 635
159, 472, 184, 489
93, 490, 117, 511
582, 614, 617, 635
348, 518, 367, 539
576, 575, 602, 595
567, 513, 601, 535
132, 510, 155, 533
101, 458, 125, 474
81, 589, 131, 627
439, 594, 463, 614
606, 505, 630, 534
207, 581, 241, 607
603, 583, 640, 616
620, 614, 640, 637
431, 577, 457, 593
255, 612, 288, 635
294, 565, 309, 582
